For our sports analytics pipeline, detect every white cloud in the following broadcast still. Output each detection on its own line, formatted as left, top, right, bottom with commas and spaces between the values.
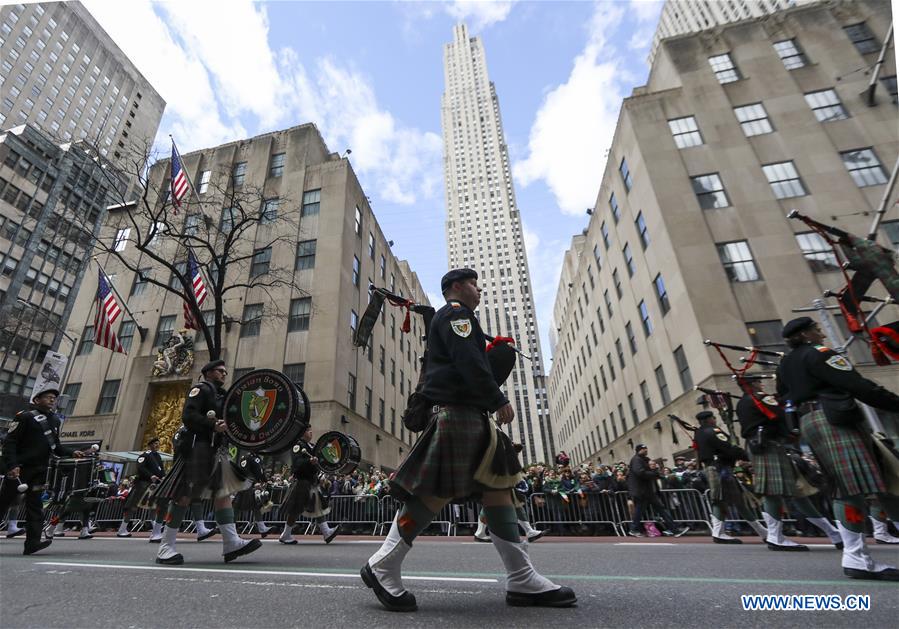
513, 2, 629, 216
522, 223, 566, 371
629, 0, 664, 24
445, 0, 518, 30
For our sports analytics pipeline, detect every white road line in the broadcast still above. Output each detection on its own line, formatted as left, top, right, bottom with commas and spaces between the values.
35, 562, 498, 583
614, 542, 676, 546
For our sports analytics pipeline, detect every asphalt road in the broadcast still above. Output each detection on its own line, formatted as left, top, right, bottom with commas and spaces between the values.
1, 533, 897, 628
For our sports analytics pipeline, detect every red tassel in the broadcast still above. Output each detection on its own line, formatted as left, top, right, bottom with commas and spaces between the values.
401, 306, 411, 334
871, 340, 890, 366
486, 336, 515, 352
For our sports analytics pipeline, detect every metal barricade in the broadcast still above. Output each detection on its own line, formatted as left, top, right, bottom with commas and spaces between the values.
613, 489, 711, 533
327, 495, 380, 534
376, 496, 452, 536
93, 498, 126, 525
450, 500, 482, 536
702, 489, 796, 531
529, 491, 623, 536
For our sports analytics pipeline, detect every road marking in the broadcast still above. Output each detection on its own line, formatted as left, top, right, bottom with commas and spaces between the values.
35, 562, 498, 583
614, 542, 675, 546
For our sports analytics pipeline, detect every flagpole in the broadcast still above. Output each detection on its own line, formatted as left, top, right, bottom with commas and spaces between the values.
170, 136, 217, 292
95, 258, 146, 340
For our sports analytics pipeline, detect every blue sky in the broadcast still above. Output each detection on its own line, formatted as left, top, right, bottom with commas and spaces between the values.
84, 0, 664, 368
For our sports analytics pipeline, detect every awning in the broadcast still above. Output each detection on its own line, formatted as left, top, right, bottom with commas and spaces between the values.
99, 451, 174, 463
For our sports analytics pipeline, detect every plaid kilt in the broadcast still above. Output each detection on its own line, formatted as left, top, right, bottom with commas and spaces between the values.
801, 409, 885, 497
390, 405, 520, 501
750, 443, 795, 497
123, 479, 151, 510
705, 463, 744, 506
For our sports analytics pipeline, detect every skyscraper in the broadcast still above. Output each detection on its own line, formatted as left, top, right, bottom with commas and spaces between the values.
441, 24, 553, 463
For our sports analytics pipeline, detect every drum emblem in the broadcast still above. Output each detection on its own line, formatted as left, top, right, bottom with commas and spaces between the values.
321, 439, 342, 465
241, 388, 277, 431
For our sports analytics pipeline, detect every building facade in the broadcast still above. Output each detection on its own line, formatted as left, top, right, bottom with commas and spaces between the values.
60, 123, 428, 471
549, 0, 898, 466
442, 23, 553, 464
0, 1, 164, 163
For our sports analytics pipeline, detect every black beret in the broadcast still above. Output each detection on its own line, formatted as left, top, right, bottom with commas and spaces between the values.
147, 436, 160, 445
635, 443, 647, 451
441, 268, 478, 293
696, 411, 716, 422
32, 387, 60, 400
782, 317, 816, 338
201, 359, 226, 374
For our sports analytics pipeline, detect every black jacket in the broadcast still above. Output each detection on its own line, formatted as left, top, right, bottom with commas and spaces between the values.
695, 425, 747, 466
626, 453, 659, 499
736, 393, 791, 441
776, 343, 899, 410
1, 405, 74, 471
420, 300, 508, 412
136, 450, 165, 481
290, 440, 318, 481
182, 380, 226, 440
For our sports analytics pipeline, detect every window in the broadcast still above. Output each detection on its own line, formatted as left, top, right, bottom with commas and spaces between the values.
379, 254, 386, 279
347, 373, 356, 410
363, 387, 372, 420
625, 321, 637, 354
113, 227, 129, 251
844, 22, 879, 55
288, 297, 311, 331
619, 158, 632, 191
733, 103, 772, 136
609, 192, 620, 222
378, 398, 385, 428
260, 198, 279, 224
198, 170, 211, 194
773, 39, 806, 69
674, 346, 693, 392
240, 303, 263, 337
350, 309, 358, 333
183, 214, 202, 236
302, 189, 321, 216
231, 161, 247, 187
640, 380, 653, 417
379, 346, 385, 374
717, 241, 760, 282
220, 207, 236, 233
762, 161, 806, 199
352, 255, 360, 287
250, 247, 271, 277
155, 315, 175, 346
881, 76, 897, 104
368, 232, 375, 259
601, 222, 610, 249
840, 148, 888, 187
118, 321, 136, 352
668, 116, 702, 148
354, 205, 362, 235
653, 274, 670, 314
269, 152, 285, 178
615, 339, 625, 368
295, 240, 316, 270
796, 232, 839, 272
95, 379, 120, 414
130, 269, 150, 296
655, 365, 671, 405
746, 320, 786, 353
78, 325, 94, 355
603, 290, 613, 317
708, 53, 741, 83
639, 300, 653, 336
689, 174, 732, 213
623, 243, 636, 277
612, 269, 622, 298
804, 89, 848, 122
883, 221, 899, 252
59, 383, 80, 416
635, 212, 649, 249
283, 363, 305, 388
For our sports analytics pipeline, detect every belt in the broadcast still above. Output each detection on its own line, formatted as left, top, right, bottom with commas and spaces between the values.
431, 404, 488, 416
798, 401, 822, 414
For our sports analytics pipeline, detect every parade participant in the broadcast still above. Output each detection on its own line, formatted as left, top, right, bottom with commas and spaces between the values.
232, 453, 273, 538
361, 269, 575, 611
475, 447, 544, 543
117, 437, 165, 537
694, 411, 767, 544
871, 514, 899, 544
777, 317, 899, 580
736, 381, 842, 550
626, 444, 689, 538
0, 387, 88, 555
279, 427, 339, 545
4, 499, 24, 538
153, 360, 261, 565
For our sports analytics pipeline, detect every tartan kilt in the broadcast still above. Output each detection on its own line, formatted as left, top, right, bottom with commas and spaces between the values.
706, 463, 743, 506
232, 487, 256, 512
801, 409, 885, 497
123, 479, 151, 510
750, 444, 795, 497
389, 405, 521, 502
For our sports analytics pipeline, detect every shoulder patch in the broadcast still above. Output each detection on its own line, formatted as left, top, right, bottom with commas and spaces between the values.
762, 395, 778, 406
188, 387, 201, 397
292, 444, 301, 453
825, 355, 853, 371
814, 345, 832, 353
450, 318, 472, 338
716, 432, 728, 441
137, 456, 145, 463
7, 421, 18, 433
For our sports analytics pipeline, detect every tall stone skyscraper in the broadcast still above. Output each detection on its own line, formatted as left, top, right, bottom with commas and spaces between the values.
441, 23, 553, 463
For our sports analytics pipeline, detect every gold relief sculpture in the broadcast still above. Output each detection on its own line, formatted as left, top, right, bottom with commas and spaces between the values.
143, 382, 189, 453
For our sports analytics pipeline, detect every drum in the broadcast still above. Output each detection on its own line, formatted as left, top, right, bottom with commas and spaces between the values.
223, 369, 310, 454
45, 457, 95, 503
313, 431, 361, 475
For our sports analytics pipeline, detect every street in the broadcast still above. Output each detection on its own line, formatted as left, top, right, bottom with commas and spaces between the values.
2, 534, 897, 628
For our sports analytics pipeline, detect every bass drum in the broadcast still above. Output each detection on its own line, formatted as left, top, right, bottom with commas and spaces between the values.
223, 369, 310, 454
313, 431, 362, 475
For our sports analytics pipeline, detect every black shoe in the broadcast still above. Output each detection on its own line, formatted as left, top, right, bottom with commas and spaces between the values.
279, 537, 298, 545
258, 528, 272, 539
844, 566, 899, 581
148, 537, 162, 544
526, 529, 547, 543
673, 526, 690, 538
23, 540, 52, 555
6, 528, 25, 539
834, 542, 844, 550
360, 563, 418, 612
506, 586, 578, 608
875, 538, 899, 545
474, 533, 492, 543
767, 542, 809, 551
713, 536, 743, 544
224, 538, 262, 563
197, 527, 218, 542
155, 553, 184, 565
324, 525, 340, 544
627, 530, 644, 537
661, 530, 674, 537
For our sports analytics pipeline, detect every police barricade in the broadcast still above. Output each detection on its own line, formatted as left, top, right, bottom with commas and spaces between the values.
529, 491, 623, 536
450, 500, 482, 536
702, 489, 796, 531
324, 495, 380, 534
259, 485, 313, 535
613, 489, 711, 533
377, 496, 453, 536
92, 497, 126, 526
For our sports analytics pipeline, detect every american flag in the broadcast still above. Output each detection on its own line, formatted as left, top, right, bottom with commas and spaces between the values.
183, 250, 208, 330
170, 140, 189, 212
94, 269, 125, 354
